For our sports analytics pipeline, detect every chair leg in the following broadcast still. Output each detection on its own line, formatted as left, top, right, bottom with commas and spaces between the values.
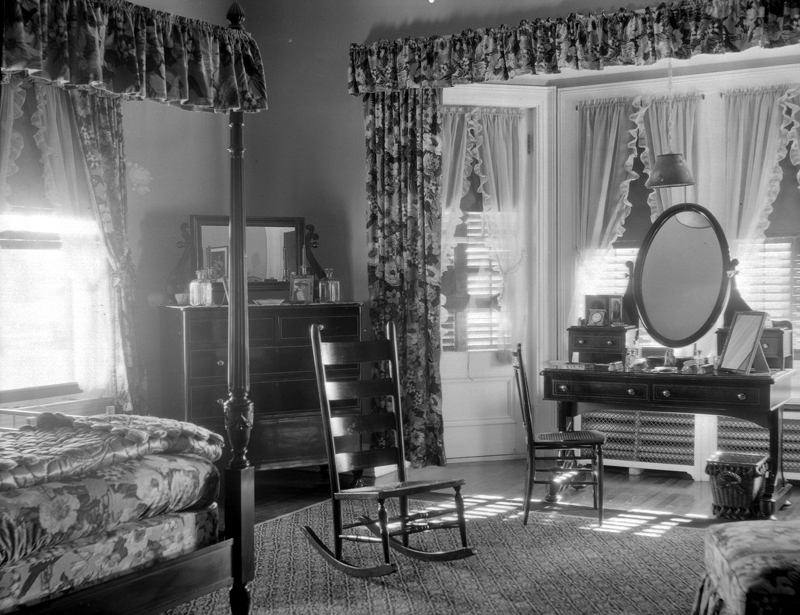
333, 499, 343, 559
378, 499, 391, 565
454, 485, 468, 547
597, 446, 604, 526
523, 448, 535, 525
400, 496, 409, 548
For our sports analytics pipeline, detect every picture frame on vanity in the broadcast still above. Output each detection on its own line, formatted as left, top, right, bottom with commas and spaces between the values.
289, 272, 314, 304
208, 246, 228, 281
607, 295, 624, 325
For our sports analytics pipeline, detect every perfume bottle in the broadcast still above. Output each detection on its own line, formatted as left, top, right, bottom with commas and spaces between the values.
202, 268, 214, 306
189, 270, 206, 306
319, 268, 340, 303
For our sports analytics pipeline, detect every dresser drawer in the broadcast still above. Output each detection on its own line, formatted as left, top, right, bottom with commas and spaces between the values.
188, 315, 276, 344
188, 377, 359, 419
550, 378, 648, 402
189, 345, 350, 378
650, 384, 761, 407
279, 313, 360, 342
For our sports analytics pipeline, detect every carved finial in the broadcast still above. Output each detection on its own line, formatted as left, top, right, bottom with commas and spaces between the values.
227, 2, 245, 29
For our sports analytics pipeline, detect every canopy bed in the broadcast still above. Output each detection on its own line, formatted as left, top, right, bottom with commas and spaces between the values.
2, 0, 266, 613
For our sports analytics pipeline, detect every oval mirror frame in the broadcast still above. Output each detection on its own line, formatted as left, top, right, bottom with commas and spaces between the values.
633, 204, 731, 348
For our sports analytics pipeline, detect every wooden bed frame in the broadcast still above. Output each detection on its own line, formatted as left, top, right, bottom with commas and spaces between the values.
12, 5, 257, 614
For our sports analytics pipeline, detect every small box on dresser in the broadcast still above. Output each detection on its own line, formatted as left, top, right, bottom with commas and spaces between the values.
159, 303, 363, 470
568, 325, 638, 364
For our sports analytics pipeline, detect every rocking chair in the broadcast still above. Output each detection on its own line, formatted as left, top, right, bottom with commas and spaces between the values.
513, 343, 605, 525
301, 322, 476, 577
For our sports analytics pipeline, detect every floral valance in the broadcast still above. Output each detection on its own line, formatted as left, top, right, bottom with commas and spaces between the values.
348, 0, 800, 95
2, 0, 267, 112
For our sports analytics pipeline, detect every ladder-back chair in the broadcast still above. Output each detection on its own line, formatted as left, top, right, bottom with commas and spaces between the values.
301, 322, 476, 577
513, 343, 605, 525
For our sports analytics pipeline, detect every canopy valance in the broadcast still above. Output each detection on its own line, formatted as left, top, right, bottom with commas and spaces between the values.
348, 0, 800, 95
2, 0, 267, 112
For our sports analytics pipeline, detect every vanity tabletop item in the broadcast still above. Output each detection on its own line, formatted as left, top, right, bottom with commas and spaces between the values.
541, 367, 794, 516
567, 325, 638, 363
159, 302, 363, 471
716, 326, 793, 370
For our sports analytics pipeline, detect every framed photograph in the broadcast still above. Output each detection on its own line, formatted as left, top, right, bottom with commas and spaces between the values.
289, 272, 314, 304
585, 295, 608, 322
718, 311, 769, 374
607, 295, 624, 325
208, 246, 228, 282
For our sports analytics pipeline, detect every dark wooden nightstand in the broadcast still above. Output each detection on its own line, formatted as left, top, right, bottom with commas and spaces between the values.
567, 325, 638, 364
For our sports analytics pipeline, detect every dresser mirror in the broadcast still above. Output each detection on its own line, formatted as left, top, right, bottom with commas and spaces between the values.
190, 215, 304, 291
633, 204, 732, 348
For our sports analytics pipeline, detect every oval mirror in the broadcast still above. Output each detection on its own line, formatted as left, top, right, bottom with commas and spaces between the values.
633, 204, 731, 347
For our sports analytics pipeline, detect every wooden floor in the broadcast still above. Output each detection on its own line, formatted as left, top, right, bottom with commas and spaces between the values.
252, 458, 800, 525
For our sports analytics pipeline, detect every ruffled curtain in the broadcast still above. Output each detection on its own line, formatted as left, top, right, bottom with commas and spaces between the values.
366, 89, 445, 468
440, 107, 474, 271
348, 0, 800, 95
2, 0, 267, 112
721, 85, 799, 261
472, 108, 529, 353
0, 85, 25, 205
573, 98, 640, 319
69, 90, 147, 413
0, 77, 115, 397
636, 94, 701, 220
787, 89, 800, 185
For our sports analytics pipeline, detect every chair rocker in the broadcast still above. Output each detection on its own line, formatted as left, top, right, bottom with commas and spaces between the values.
513, 343, 605, 525
301, 322, 476, 577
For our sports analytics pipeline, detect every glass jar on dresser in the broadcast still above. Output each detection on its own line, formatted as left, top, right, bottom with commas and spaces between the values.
158, 302, 362, 469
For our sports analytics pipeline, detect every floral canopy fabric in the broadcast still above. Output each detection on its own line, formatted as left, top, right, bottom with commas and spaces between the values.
2, 0, 267, 112
348, 0, 800, 94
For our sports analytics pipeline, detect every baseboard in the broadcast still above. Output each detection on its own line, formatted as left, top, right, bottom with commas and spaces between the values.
446, 454, 527, 464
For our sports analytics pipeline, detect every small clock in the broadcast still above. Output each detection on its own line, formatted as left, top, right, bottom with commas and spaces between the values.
587, 309, 607, 326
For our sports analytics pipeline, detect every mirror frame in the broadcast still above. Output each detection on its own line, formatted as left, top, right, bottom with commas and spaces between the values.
190, 215, 305, 292
633, 203, 732, 348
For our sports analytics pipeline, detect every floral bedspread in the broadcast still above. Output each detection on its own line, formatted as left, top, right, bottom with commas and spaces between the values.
0, 453, 219, 567
0, 413, 224, 492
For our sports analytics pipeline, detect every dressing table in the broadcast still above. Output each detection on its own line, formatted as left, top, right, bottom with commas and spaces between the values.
543, 204, 794, 517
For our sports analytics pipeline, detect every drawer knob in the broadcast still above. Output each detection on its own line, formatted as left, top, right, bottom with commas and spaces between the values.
627, 388, 636, 396
737, 393, 747, 401
577, 339, 585, 345
662, 390, 671, 398
762, 343, 770, 349
606, 340, 613, 346
217, 360, 225, 366
559, 385, 569, 393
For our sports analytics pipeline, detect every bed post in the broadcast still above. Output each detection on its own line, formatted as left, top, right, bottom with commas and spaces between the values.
225, 3, 255, 614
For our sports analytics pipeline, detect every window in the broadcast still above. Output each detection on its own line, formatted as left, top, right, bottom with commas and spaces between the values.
441, 192, 504, 351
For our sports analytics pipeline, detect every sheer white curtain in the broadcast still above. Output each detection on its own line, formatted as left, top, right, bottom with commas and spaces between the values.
0, 82, 25, 210
473, 107, 529, 352
574, 98, 640, 317
722, 85, 798, 261
0, 78, 113, 395
440, 106, 474, 271
636, 94, 700, 220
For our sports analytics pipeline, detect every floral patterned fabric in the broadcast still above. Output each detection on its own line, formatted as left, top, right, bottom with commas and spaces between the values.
365, 89, 446, 468
69, 89, 147, 414
2, 0, 267, 112
0, 506, 218, 613
692, 520, 800, 615
0, 453, 219, 567
348, 0, 800, 95
0, 412, 224, 492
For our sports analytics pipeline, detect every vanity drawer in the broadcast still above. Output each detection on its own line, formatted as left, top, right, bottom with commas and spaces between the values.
650, 384, 761, 407
279, 313, 360, 342
189, 345, 352, 378
549, 378, 648, 402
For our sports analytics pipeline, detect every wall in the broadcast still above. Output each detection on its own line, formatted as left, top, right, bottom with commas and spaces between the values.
125, 0, 624, 411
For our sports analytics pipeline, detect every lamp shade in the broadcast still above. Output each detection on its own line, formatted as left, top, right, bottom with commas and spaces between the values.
645, 153, 695, 189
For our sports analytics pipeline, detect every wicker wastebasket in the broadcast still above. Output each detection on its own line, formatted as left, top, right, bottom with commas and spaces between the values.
705, 451, 769, 520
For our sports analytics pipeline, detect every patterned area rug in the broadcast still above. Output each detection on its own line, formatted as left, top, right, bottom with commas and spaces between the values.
165, 497, 706, 615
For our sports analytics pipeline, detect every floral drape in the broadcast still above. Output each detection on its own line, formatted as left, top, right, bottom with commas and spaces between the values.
348, 0, 800, 95
70, 91, 146, 414
366, 89, 446, 467
2, 0, 267, 112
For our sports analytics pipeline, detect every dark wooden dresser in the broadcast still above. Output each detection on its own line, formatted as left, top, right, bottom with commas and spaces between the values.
159, 303, 362, 470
